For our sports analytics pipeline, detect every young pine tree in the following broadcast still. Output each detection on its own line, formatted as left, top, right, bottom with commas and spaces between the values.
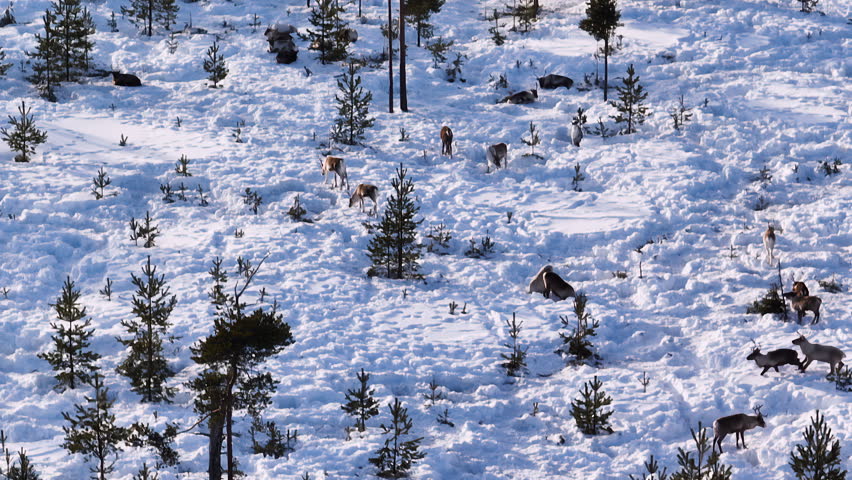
133, 463, 159, 480
62, 373, 127, 480
578, 0, 621, 101
203, 40, 228, 88
332, 61, 375, 146
369, 398, 426, 478
571, 375, 613, 435
610, 64, 649, 134
341, 368, 380, 433
7, 449, 41, 480
2, 100, 49, 163
189, 256, 295, 480
405, 0, 445, 47
789, 410, 846, 480
559, 292, 600, 363
521, 121, 541, 157
38, 276, 101, 391
306, 0, 348, 63
366, 163, 423, 280
0, 45, 11, 77
122, 0, 179, 36
116, 256, 178, 403
28, 10, 61, 101
52, 0, 94, 82
670, 422, 732, 480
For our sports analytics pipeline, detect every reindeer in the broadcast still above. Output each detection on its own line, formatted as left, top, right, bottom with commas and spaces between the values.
349, 184, 378, 215
499, 89, 538, 104
712, 405, 766, 454
762, 225, 776, 265
486, 143, 508, 172
746, 340, 802, 376
440, 126, 453, 158
790, 294, 822, 325
111, 71, 142, 87
528, 265, 552, 295
537, 74, 573, 90
570, 117, 583, 147
792, 334, 846, 374
543, 270, 575, 301
320, 156, 348, 190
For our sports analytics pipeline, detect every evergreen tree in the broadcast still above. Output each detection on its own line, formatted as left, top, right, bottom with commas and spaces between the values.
789, 410, 846, 480
0, 45, 11, 77
609, 63, 649, 134
52, 0, 94, 82
203, 40, 228, 88
369, 398, 426, 478
1, 100, 48, 162
38, 276, 101, 391
62, 373, 127, 480
341, 368, 380, 432
28, 10, 61, 101
521, 121, 541, 156
670, 422, 732, 480
332, 61, 375, 146
189, 256, 295, 480
500, 312, 527, 377
116, 256, 178, 403
366, 163, 423, 280
799, 0, 818, 13
579, 0, 621, 101
405, 0, 444, 47
571, 375, 613, 435
133, 463, 159, 480
306, 0, 348, 63
559, 292, 600, 363
7, 449, 41, 480
122, 0, 178, 36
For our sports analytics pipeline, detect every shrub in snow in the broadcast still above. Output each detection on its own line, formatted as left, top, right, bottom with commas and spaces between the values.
204, 40, 228, 88
501, 313, 528, 377
789, 410, 846, 480
746, 284, 786, 317
241, 188, 263, 214
629, 455, 667, 480
425, 36, 453, 67
116, 256, 178, 403
0, 4, 14, 27
369, 398, 426, 478
91, 167, 112, 199
1, 100, 48, 162
188, 256, 295, 480
670, 94, 692, 131
367, 164, 423, 279
287, 195, 309, 222
0, 45, 10, 77
464, 232, 496, 258
819, 158, 841, 176
487, 10, 506, 46
826, 366, 852, 392
38, 276, 101, 391
670, 422, 732, 480
132, 463, 157, 480
521, 121, 541, 157
332, 61, 375, 146
174, 154, 191, 176
572, 163, 586, 191
422, 376, 446, 407
559, 293, 600, 363
579, 0, 621, 101
6, 449, 40, 480
571, 376, 613, 435
341, 368, 380, 433
610, 64, 649, 134
129, 211, 159, 248
445, 52, 466, 82
249, 418, 296, 459
425, 222, 452, 254
799, 0, 819, 13
818, 277, 842, 293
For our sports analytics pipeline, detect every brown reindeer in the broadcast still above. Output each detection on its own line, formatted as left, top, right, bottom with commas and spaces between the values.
440, 126, 453, 158
486, 143, 508, 172
349, 184, 378, 215
321, 156, 348, 190
763, 225, 776, 265
713, 405, 766, 453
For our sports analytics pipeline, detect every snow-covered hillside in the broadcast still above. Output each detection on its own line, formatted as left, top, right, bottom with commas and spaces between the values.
1, 0, 850, 478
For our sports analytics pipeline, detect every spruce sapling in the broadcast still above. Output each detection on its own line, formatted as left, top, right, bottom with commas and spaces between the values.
789, 410, 846, 480
422, 376, 446, 407
1, 100, 48, 162
341, 368, 380, 433
99, 277, 113, 301
27, 10, 60, 102
7, 449, 41, 480
570, 375, 613, 435
38, 276, 101, 391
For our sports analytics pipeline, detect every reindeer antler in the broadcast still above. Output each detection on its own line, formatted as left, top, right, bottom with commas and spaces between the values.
752, 404, 764, 415
749, 338, 761, 351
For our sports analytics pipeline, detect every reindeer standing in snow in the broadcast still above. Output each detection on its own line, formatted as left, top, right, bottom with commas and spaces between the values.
321, 156, 348, 190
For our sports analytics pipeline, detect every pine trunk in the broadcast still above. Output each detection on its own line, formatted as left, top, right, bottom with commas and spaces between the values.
147, 0, 153, 36
209, 414, 224, 480
399, 0, 408, 112
388, 0, 394, 113
603, 36, 609, 101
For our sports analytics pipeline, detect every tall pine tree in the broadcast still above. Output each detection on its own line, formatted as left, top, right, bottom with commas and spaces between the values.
332, 61, 375, 146
28, 10, 61, 101
369, 398, 426, 478
579, 0, 621, 101
306, 0, 348, 63
38, 276, 101, 391
189, 256, 294, 480
122, 0, 178, 36
62, 373, 127, 480
405, 0, 444, 47
610, 63, 648, 134
53, 0, 94, 82
571, 375, 614, 435
116, 256, 178, 403
341, 368, 380, 433
789, 410, 846, 480
367, 163, 422, 280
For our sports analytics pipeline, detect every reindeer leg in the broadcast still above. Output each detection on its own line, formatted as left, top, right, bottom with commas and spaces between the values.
761, 366, 770, 376
773, 366, 780, 372
742, 433, 748, 450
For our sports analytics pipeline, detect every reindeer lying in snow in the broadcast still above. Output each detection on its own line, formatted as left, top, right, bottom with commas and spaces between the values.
349, 184, 378, 215
499, 89, 538, 104
321, 156, 348, 190
528, 266, 575, 301
713, 405, 766, 454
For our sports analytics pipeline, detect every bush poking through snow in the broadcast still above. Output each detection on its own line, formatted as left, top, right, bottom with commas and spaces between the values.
341, 368, 380, 433
445, 53, 466, 82
425, 222, 452, 254
436, 408, 454, 427
789, 410, 846, 480
670, 94, 693, 131
501, 312, 528, 377
369, 398, 426, 478
487, 10, 506, 46
174, 155, 191, 176
425, 36, 453, 67
422, 376, 446, 408
119, 134, 128, 146
132, 463, 156, 480
249, 418, 296, 459
521, 121, 541, 157
559, 293, 600, 363
670, 422, 732, 480
1, 100, 48, 162
571, 376, 614, 435
242, 188, 263, 215
826, 366, 852, 393
129, 211, 159, 247
0, 45, 11, 77
287, 195, 308, 222
91, 167, 112, 199
99, 278, 113, 301
628, 454, 667, 480
819, 158, 841, 176
572, 163, 586, 191
465, 232, 496, 258
746, 284, 786, 316
610, 64, 649, 134
203, 40, 228, 88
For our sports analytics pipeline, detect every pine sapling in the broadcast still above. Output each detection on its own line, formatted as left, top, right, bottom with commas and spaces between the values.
133, 463, 158, 480
669, 94, 692, 131
1, 100, 48, 162
610, 64, 649, 134
369, 399, 426, 478
671, 422, 732, 480
436, 408, 454, 427
107, 11, 118, 32
203, 39, 228, 88
422, 376, 446, 407
571, 163, 586, 191
174, 154, 191, 176
341, 368, 380, 433
521, 121, 541, 157
559, 292, 600, 363
629, 455, 668, 480
366, 164, 423, 279
99, 278, 113, 301
91, 167, 112, 199
242, 188, 263, 214
425, 37, 453, 67
570, 376, 613, 435
639, 371, 651, 393
501, 312, 527, 377
445, 52, 466, 83
7, 448, 41, 480
287, 195, 308, 222
789, 410, 846, 480
119, 134, 128, 146
332, 61, 375, 146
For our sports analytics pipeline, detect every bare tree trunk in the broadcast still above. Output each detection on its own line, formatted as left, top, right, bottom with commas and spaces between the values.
388, 0, 394, 113
399, 0, 408, 112
209, 415, 224, 480
603, 36, 609, 102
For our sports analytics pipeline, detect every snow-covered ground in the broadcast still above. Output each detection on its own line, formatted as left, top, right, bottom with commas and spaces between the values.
1, 0, 850, 478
